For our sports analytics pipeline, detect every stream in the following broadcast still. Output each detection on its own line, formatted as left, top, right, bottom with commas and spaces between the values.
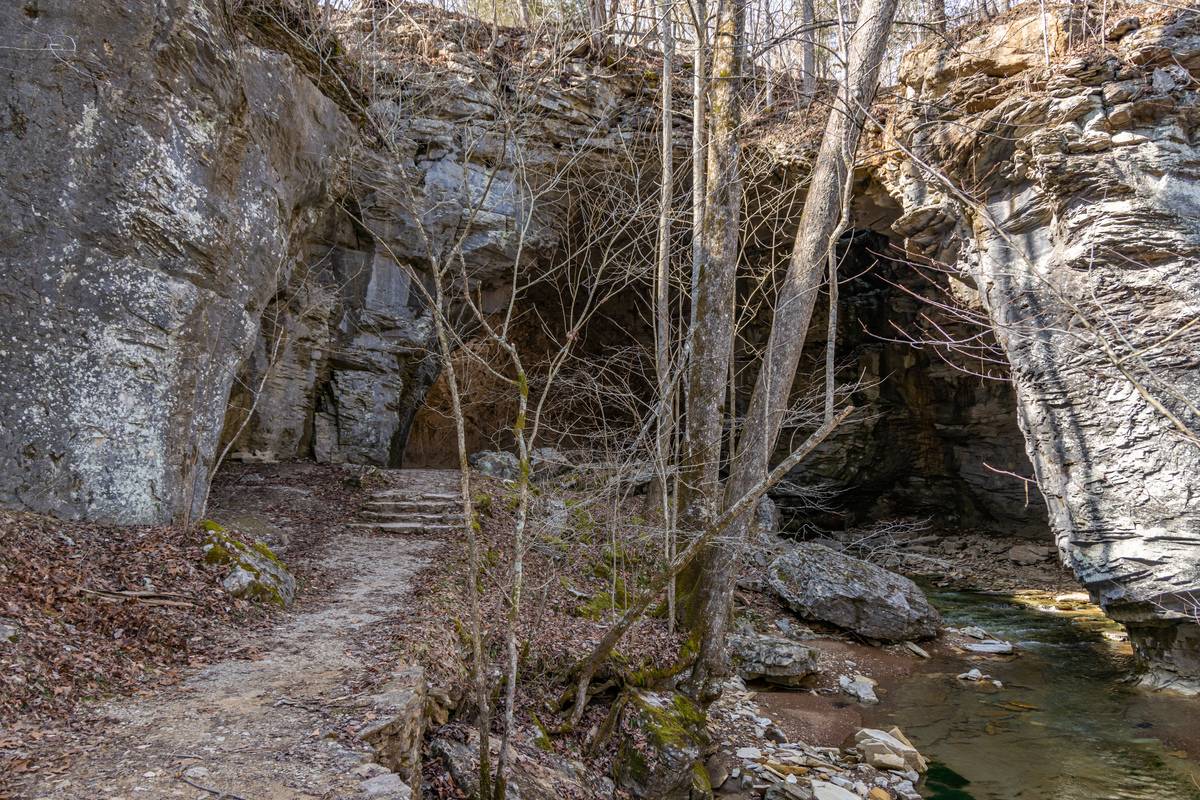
861, 590, 1200, 800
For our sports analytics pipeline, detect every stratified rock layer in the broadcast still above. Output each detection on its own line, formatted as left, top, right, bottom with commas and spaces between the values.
874, 7, 1200, 685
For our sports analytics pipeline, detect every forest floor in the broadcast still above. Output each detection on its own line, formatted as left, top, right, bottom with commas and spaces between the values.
2, 466, 445, 800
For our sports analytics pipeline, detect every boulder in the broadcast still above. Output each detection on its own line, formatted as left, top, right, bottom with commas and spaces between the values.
767, 544, 941, 642
469, 451, 520, 480
838, 675, 879, 705
360, 773, 413, 800
357, 667, 427, 791
853, 728, 927, 773
728, 632, 819, 687
613, 690, 711, 800
1007, 544, 1054, 565
201, 522, 296, 608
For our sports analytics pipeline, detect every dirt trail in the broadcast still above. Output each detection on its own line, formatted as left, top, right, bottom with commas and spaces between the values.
22, 470, 456, 800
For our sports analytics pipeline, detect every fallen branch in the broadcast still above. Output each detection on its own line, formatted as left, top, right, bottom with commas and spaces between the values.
77, 588, 194, 608
561, 406, 853, 726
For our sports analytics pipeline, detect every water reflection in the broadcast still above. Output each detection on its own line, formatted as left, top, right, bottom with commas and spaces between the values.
864, 591, 1200, 800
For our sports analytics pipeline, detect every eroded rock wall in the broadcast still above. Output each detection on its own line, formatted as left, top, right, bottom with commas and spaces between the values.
0, 0, 352, 523
877, 7, 1200, 686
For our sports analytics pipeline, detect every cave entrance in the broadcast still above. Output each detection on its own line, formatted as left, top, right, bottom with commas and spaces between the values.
762, 226, 1049, 537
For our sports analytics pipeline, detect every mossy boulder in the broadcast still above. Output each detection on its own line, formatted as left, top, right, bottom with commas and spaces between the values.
201, 521, 296, 608
613, 690, 711, 800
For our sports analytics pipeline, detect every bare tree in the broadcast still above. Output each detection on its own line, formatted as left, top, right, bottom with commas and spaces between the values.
684, 0, 900, 694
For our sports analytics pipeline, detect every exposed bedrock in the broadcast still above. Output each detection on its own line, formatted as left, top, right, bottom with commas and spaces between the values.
872, 8, 1200, 687
0, 0, 353, 523
0, 1, 661, 522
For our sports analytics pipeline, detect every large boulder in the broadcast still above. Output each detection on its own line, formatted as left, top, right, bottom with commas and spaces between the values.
767, 544, 940, 641
356, 667, 427, 792
728, 632, 819, 687
202, 522, 296, 608
469, 450, 520, 480
613, 690, 711, 800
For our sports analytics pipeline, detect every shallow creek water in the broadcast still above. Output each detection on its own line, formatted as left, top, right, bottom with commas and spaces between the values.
859, 590, 1200, 800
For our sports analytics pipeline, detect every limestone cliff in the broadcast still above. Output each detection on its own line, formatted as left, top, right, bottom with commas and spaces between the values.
873, 7, 1200, 687
0, 0, 352, 523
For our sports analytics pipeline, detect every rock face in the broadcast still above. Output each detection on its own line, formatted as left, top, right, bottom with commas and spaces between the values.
0, 1, 662, 524
768, 544, 941, 641
874, 7, 1200, 684
0, 0, 352, 524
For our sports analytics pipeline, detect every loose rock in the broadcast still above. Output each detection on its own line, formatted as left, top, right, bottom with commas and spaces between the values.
729, 632, 820, 687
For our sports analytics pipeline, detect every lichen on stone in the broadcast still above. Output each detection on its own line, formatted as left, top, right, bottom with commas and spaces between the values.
201, 521, 296, 608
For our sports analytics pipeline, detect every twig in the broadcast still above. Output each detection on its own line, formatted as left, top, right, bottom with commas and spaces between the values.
177, 775, 252, 800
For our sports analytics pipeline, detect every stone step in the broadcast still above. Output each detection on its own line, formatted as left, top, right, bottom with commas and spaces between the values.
350, 521, 461, 533
360, 511, 464, 522
364, 500, 460, 511
371, 490, 461, 501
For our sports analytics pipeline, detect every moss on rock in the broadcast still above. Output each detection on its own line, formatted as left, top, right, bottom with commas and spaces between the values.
201, 523, 296, 608
613, 689, 710, 800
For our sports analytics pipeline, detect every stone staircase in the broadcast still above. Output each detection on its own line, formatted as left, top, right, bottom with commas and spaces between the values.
352, 469, 465, 535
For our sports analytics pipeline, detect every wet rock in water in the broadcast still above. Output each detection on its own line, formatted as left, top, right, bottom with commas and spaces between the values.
201, 522, 295, 607
728, 632, 819, 687
854, 728, 927, 774
838, 674, 879, 705
613, 690, 710, 800
957, 668, 985, 681
360, 773, 412, 799
768, 544, 941, 642
356, 667, 427, 789
962, 639, 1015, 655
469, 451, 520, 480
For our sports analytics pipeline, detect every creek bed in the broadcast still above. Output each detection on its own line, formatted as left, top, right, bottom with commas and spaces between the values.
859, 590, 1200, 799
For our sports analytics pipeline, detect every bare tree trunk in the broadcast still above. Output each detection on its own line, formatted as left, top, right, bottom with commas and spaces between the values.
690, 0, 707, 326
565, 407, 851, 725
651, 0, 676, 609
676, 0, 747, 628
684, 0, 899, 697
800, 0, 816, 100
